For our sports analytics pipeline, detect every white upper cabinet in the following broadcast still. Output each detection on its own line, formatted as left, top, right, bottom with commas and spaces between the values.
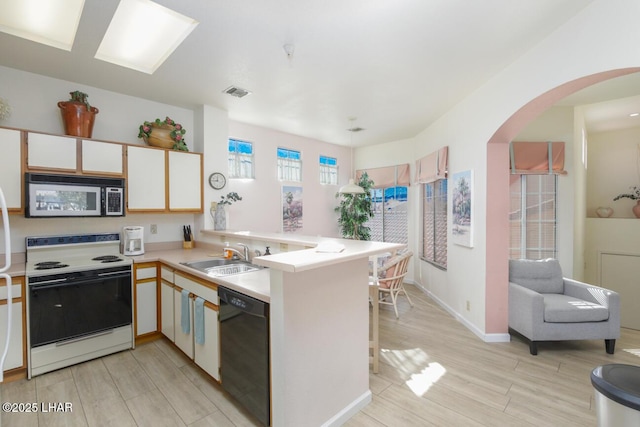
127, 146, 166, 211
82, 140, 123, 175
0, 128, 22, 209
27, 133, 77, 171
168, 151, 202, 211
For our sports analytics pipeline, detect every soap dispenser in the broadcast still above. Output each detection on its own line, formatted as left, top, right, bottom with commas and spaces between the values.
224, 242, 232, 259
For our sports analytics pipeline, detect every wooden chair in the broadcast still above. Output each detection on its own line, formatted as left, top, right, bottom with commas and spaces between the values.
375, 250, 413, 318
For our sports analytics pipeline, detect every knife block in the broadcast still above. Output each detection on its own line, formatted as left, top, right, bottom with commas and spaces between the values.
183, 240, 195, 249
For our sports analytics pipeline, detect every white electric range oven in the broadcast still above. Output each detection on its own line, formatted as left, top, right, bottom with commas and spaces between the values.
25, 233, 133, 378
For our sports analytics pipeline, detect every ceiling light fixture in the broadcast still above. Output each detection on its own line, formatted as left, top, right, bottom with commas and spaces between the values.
0, 0, 85, 51
630, 112, 640, 117
95, 0, 198, 74
339, 118, 365, 195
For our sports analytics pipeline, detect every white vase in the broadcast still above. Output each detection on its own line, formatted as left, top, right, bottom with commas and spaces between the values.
596, 207, 613, 218
214, 204, 226, 230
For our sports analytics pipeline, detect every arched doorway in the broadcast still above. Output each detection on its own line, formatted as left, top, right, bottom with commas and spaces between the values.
484, 68, 640, 334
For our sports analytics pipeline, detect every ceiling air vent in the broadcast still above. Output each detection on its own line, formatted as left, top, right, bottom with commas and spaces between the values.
347, 126, 365, 132
223, 86, 251, 98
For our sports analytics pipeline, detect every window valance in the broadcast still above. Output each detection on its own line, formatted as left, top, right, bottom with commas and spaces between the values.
415, 146, 448, 183
510, 141, 566, 175
356, 163, 410, 189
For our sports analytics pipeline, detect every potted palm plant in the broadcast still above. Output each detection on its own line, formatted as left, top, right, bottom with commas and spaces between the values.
58, 90, 99, 138
335, 172, 375, 240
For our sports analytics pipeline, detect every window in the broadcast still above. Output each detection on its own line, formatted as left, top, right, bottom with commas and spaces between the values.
367, 186, 408, 244
509, 174, 557, 260
422, 179, 447, 268
278, 147, 301, 181
319, 155, 338, 185
228, 138, 254, 179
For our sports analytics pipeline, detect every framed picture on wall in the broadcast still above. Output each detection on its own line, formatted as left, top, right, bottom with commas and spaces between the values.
451, 169, 473, 247
282, 185, 303, 232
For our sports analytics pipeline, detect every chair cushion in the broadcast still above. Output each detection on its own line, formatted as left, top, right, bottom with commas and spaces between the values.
542, 293, 609, 323
509, 258, 564, 294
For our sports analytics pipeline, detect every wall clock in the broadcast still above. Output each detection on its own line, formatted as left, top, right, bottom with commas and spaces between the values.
208, 172, 226, 190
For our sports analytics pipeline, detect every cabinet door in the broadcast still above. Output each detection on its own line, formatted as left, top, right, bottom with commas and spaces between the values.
82, 140, 123, 175
173, 287, 194, 359
0, 128, 22, 209
0, 277, 25, 373
160, 280, 175, 342
135, 280, 157, 337
127, 146, 166, 211
168, 151, 202, 211
194, 301, 220, 381
27, 133, 77, 171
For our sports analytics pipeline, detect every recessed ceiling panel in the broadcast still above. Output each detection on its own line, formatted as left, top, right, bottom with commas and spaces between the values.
95, 0, 198, 74
0, 0, 85, 51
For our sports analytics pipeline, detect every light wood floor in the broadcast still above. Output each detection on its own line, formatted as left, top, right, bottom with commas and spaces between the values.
2, 284, 640, 426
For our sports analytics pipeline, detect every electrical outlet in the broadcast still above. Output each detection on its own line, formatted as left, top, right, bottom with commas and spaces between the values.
466, 300, 470, 311
280, 243, 288, 252
150, 224, 158, 234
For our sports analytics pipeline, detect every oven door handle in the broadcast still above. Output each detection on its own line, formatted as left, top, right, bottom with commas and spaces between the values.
98, 271, 131, 278
30, 274, 131, 290
28, 277, 69, 287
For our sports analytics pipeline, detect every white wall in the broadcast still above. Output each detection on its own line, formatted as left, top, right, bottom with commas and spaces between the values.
587, 127, 640, 218
355, 0, 640, 337
0, 66, 194, 147
0, 66, 354, 253
0, 65, 200, 253
225, 121, 352, 237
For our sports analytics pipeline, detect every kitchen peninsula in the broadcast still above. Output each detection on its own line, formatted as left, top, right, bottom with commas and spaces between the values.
200, 230, 403, 426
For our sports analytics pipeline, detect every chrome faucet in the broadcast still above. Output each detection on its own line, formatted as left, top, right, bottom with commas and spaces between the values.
237, 243, 250, 261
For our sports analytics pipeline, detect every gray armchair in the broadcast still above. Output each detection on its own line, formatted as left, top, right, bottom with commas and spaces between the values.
508, 259, 620, 355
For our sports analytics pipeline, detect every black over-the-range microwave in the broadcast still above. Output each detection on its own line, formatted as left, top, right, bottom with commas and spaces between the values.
25, 173, 125, 218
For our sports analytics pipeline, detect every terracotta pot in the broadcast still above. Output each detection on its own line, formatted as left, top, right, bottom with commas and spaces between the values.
143, 124, 176, 149
633, 200, 640, 218
58, 101, 99, 138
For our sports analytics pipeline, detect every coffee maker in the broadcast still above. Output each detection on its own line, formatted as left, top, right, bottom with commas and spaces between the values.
123, 226, 144, 255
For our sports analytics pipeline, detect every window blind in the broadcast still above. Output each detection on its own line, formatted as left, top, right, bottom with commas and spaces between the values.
509, 141, 566, 175
356, 164, 410, 189
416, 146, 448, 183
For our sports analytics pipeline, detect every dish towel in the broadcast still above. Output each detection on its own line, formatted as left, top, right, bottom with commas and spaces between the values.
181, 289, 190, 334
194, 297, 205, 345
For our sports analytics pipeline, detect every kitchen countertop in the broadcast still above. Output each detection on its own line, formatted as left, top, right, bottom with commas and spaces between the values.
129, 247, 271, 302
202, 229, 404, 273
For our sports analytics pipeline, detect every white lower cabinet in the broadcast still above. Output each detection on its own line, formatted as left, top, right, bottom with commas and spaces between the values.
134, 263, 158, 338
0, 277, 25, 374
173, 286, 194, 359
160, 267, 175, 342
167, 270, 220, 381
194, 302, 220, 381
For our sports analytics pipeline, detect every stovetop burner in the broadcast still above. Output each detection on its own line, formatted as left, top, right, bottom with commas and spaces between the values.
26, 232, 132, 277
34, 261, 70, 270
92, 255, 123, 263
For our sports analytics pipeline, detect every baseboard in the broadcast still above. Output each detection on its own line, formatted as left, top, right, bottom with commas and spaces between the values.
410, 283, 510, 343
322, 390, 372, 427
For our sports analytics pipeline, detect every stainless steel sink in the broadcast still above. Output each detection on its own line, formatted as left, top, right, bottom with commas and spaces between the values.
180, 258, 265, 277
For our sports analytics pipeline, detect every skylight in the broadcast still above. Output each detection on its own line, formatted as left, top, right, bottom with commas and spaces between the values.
0, 0, 85, 51
95, 0, 198, 74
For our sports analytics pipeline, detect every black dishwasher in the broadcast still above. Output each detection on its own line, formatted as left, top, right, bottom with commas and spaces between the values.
218, 286, 270, 426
